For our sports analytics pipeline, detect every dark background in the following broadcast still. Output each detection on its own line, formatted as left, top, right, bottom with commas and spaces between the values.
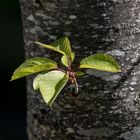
0, 0, 27, 139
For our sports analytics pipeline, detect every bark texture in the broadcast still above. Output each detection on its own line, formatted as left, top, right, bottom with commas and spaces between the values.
20, 0, 140, 139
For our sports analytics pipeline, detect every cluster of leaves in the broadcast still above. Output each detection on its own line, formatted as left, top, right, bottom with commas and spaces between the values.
11, 37, 121, 107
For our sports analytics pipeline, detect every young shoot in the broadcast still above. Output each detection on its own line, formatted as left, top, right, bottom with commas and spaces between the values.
11, 37, 121, 107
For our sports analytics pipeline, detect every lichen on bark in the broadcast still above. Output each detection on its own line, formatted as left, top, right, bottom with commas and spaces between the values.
19, 0, 140, 139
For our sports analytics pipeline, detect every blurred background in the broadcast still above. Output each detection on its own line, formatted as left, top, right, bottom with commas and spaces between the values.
0, 0, 27, 139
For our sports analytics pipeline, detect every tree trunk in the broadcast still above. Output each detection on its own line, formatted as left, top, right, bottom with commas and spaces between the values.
19, 0, 140, 139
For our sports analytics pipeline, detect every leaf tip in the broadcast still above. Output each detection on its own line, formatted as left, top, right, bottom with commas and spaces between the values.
9, 75, 16, 81
34, 41, 41, 46
9, 79, 13, 82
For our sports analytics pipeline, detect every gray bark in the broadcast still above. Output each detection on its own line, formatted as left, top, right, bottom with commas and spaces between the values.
19, 0, 140, 140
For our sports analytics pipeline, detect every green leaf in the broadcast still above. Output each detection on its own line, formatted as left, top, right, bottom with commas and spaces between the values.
33, 74, 44, 90
35, 37, 75, 66
75, 71, 85, 76
33, 70, 69, 107
11, 57, 57, 81
52, 37, 74, 64
35, 42, 65, 55
51, 37, 72, 57
80, 53, 121, 73
61, 52, 75, 67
